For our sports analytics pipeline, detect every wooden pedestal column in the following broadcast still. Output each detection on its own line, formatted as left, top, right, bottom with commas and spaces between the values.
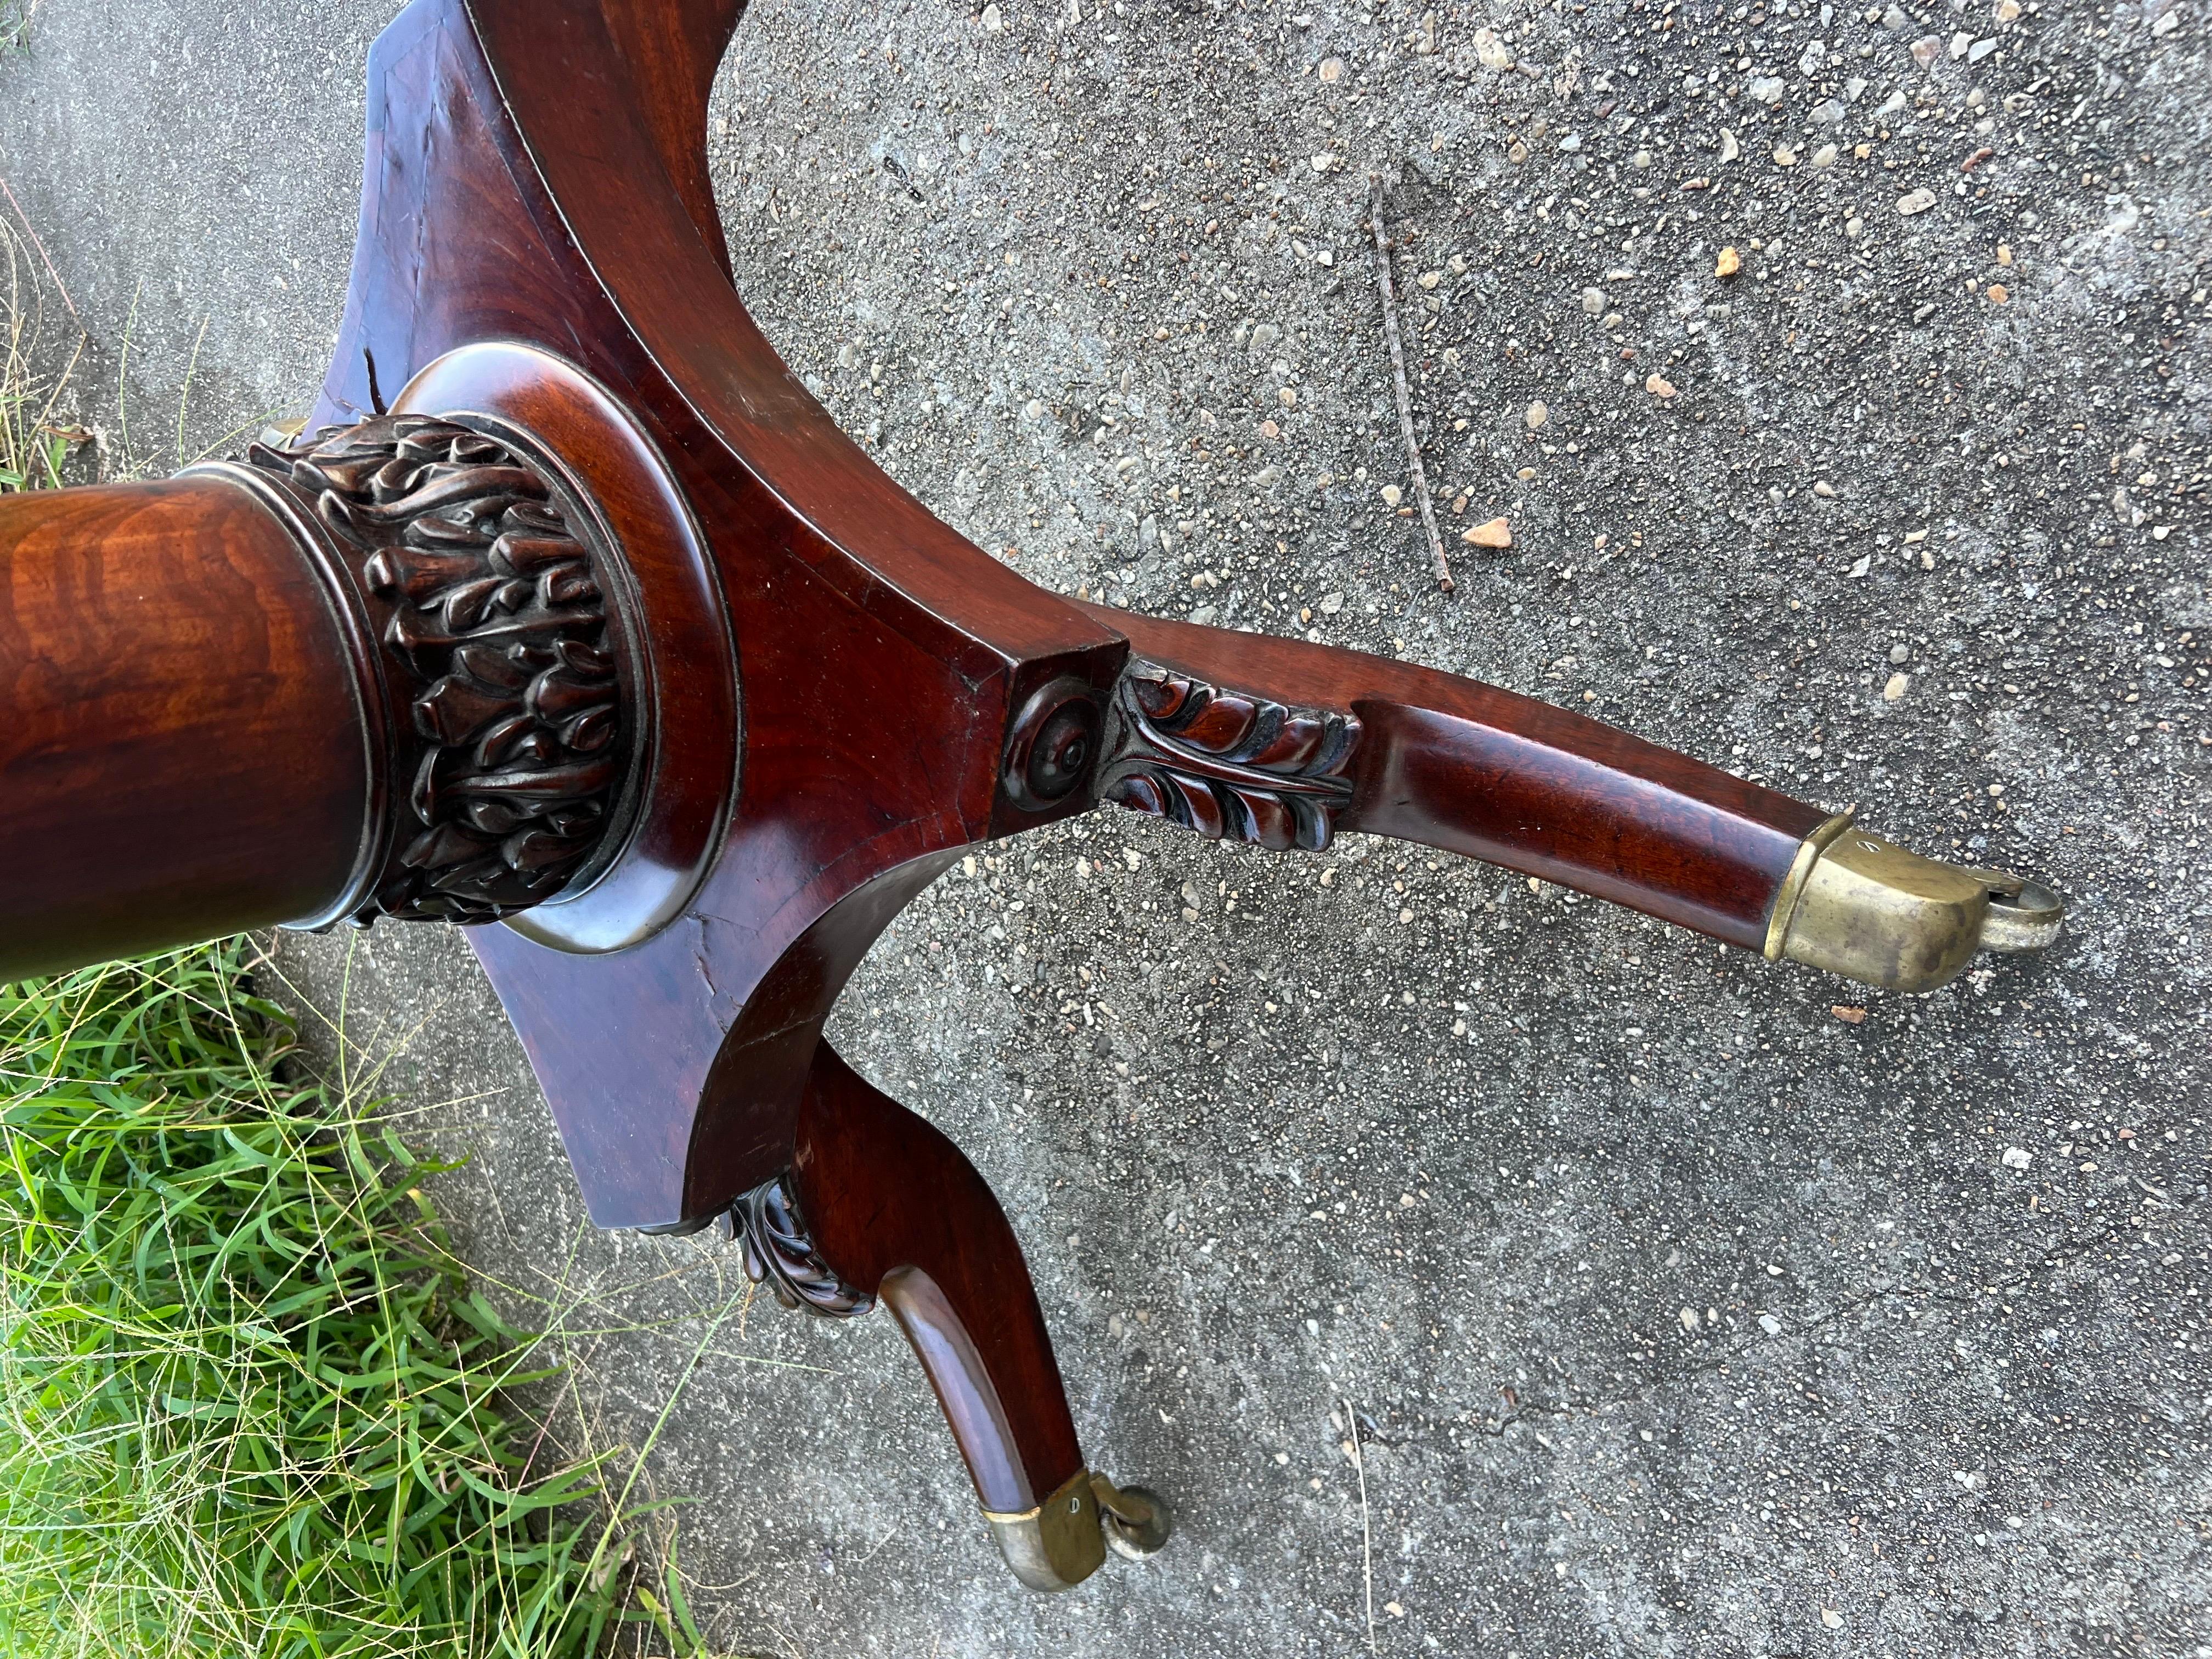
0, 475, 367, 978
0, 410, 639, 981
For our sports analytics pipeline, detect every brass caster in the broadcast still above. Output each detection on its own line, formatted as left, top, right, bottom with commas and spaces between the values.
985, 1469, 1174, 1589
1092, 1474, 1173, 1561
1765, 814, 2069, 992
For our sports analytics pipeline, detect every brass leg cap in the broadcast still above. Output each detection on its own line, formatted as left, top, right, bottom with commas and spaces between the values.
982, 1468, 1174, 1590
984, 1467, 1108, 1593
1766, 815, 2066, 993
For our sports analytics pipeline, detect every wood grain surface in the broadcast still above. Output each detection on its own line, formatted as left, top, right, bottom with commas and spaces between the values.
0, 476, 366, 977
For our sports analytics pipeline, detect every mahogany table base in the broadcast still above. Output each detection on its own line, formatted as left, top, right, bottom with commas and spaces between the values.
0, 0, 2064, 1598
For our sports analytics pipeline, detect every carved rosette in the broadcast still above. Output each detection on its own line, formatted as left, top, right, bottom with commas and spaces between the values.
735, 1175, 874, 1318
247, 415, 628, 924
1097, 660, 1360, 852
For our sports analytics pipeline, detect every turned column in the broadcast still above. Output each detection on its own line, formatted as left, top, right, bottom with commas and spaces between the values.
0, 415, 634, 981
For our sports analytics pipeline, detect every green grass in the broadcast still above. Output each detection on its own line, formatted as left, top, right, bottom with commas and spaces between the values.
1, 206, 85, 493
0, 4, 35, 56
0, 196, 728, 1659
0, 945, 636, 1657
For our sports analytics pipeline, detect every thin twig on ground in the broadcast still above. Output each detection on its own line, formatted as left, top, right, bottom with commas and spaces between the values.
1345, 1395, 1378, 1656
1367, 174, 1453, 594
0, 173, 77, 319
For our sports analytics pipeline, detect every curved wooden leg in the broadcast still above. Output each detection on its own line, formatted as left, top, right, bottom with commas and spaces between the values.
735, 1043, 1167, 1592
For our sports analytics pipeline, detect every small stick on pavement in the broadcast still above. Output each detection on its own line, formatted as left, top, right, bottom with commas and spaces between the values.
1367, 174, 1453, 594
1345, 1396, 1378, 1656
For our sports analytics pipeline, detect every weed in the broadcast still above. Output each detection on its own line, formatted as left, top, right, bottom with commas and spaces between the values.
0, 207, 85, 492
0, 4, 36, 57
0, 944, 635, 1656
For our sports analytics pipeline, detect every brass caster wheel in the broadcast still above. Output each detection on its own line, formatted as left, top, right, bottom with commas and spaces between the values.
1093, 1477, 1173, 1561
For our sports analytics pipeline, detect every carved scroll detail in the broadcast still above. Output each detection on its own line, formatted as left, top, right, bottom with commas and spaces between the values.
1098, 659, 1360, 851
735, 1175, 874, 1318
248, 415, 627, 924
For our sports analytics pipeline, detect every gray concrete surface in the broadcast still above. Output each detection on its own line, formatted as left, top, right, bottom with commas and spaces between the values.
6, 0, 2211, 1653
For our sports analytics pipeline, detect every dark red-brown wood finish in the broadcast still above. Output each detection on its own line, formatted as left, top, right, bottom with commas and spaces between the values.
0, 0, 2062, 1595
313, 0, 1125, 1234
312, 0, 1847, 1234
0, 477, 368, 974
792, 1043, 1086, 1519
1087, 607, 1833, 949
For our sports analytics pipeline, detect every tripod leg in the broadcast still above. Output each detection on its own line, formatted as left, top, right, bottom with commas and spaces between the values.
734, 1043, 1169, 1591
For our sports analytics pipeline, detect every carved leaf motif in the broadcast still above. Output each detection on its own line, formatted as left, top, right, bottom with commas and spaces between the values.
1101, 661, 1359, 853
362, 544, 482, 602
470, 711, 540, 769
561, 707, 618, 754
491, 533, 580, 577
503, 823, 595, 879
248, 414, 627, 924
537, 563, 598, 607
735, 1175, 874, 1318
453, 641, 533, 690
413, 676, 513, 746
527, 665, 608, 723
